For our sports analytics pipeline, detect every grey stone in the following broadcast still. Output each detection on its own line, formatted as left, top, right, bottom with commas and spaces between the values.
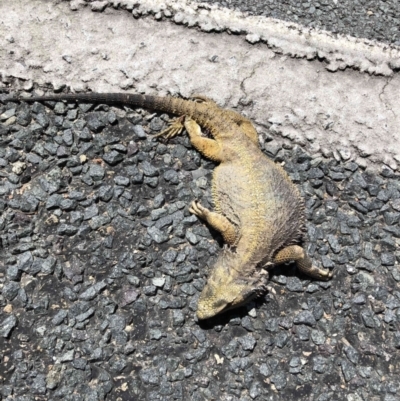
143, 285, 157, 296
155, 215, 173, 229
3, 282, 20, 300
51, 309, 68, 326
79, 281, 107, 300
133, 124, 147, 139
6, 265, 21, 281
275, 332, 289, 348
381, 253, 395, 266
120, 287, 140, 306
75, 307, 95, 323
164, 169, 179, 184
241, 316, 255, 332
140, 368, 160, 385
352, 293, 367, 305
57, 224, 78, 236
270, 371, 287, 390
313, 356, 328, 374
239, 335, 257, 351
88, 164, 105, 180
327, 234, 341, 253
0, 314, 17, 338
103, 150, 124, 165
149, 328, 165, 340
31, 374, 47, 395
311, 329, 326, 345
88, 215, 111, 229
180, 283, 196, 295
83, 204, 99, 220
172, 310, 185, 327
361, 309, 375, 328
114, 175, 130, 186
294, 310, 317, 327
185, 230, 199, 245
59, 198, 77, 210
147, 226, 169, 244
46, 194, 64, 210
149, 117, 164, 132
141, 160, 159, 177
259, 363, 271, 377
98, 185, 114, 202
249, 381, 262, 399
152, 277, 166, 288
341, 359, 356, 382
72, 358, 88, 370
286, 277, 304, 292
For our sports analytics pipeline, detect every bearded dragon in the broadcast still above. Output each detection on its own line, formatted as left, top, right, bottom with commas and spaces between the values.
6, 92, 333, 319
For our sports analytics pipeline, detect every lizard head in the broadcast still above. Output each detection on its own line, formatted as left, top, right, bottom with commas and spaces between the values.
196, 250, 268, 320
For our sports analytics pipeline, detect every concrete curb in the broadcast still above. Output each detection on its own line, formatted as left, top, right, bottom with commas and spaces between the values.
1, 0, 399, 171
115, 0, 400, 76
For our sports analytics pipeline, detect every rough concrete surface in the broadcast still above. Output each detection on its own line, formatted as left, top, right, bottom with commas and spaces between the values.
1, 1, 400, 401
0, 0, 399, 170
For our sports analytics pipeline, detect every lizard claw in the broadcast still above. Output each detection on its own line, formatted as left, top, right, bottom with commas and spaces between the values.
189, 200, 208, 219
323, 268, 334, 280
154, 115, 185, 139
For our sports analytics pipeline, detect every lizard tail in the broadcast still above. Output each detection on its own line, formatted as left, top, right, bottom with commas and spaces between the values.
5, 92, 193, 116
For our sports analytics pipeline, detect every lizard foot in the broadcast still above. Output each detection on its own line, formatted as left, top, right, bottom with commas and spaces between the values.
312, 266, 334, 280
273, 245, 334, 281
155, 116, 185, 139
189, 200, 238, 245
298, 261, 334, 281
188, 200, 209, 219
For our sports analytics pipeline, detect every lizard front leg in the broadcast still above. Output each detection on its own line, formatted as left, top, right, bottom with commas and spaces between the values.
273, 245, 333, 280
184, 117, 224, 162
189, 200, 238, 245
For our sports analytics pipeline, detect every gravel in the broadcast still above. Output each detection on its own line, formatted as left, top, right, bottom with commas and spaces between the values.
196, 0, 400, 45
0, 92, 400, 400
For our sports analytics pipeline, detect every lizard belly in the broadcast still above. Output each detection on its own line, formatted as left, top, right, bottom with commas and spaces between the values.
212, 163, 255, 227
212, 157, 305, 262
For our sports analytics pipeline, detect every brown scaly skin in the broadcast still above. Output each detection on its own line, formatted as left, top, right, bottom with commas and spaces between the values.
6, 92, 333, 319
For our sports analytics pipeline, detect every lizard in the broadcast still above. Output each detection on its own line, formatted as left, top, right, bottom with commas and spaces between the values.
5, 92, 333, 320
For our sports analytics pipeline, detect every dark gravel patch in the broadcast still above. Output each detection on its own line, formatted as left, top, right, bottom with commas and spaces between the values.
195, 0, 400, 45
0, 91, 400, 400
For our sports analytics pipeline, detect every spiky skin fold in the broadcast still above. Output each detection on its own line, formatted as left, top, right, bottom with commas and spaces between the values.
7, 92, 333, 319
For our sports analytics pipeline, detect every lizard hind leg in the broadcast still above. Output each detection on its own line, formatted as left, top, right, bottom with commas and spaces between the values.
273, 245, 333, 280
189, 200, 238, 245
